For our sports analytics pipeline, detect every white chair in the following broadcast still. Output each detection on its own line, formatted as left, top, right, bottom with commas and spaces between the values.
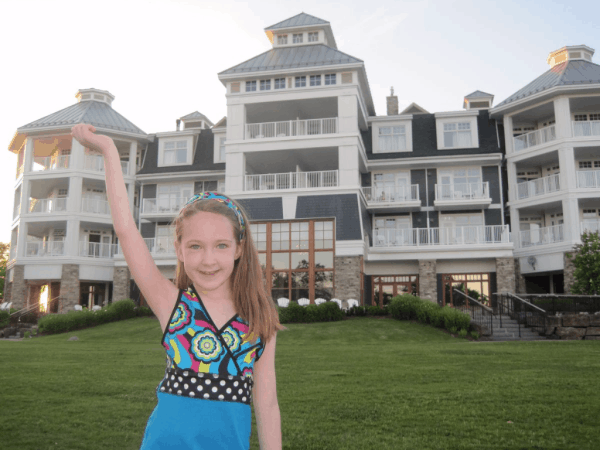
277, 298, 289, 308
92, 305, 102, 311
347, 299, 359, 309
331, 298, 342, 309
7, 302, 12, 310
0, 303, 6, 310
314, 298, 327, 305
297, 298, 310, 306
73, 305, 83, 311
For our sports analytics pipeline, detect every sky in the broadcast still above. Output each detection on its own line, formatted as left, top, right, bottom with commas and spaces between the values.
0, 0, 598, 244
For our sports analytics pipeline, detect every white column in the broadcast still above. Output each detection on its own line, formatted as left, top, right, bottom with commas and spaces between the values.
509, 206, 520, 248
227, 104, 246, 141
129, 141, 137, 176
225, 151, 245, 193
338, 95, 358, 133
19, 178, 31, 217
338, 145, 359, 188
16, 221, 28, 258
68, 176, 83, 213
558, 147, 576, 190
506, 160, 517, 202
553, 96, 572, 139
562, 197, 581, 243
71, 137, 85, 170
23, 137, 35, 174
66, 219, 81, 257
503, 115, 514, 155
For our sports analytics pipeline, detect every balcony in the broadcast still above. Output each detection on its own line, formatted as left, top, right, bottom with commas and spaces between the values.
142, 197, 187, 215
572, 120, 600, 137
116, 238, 176, 257
434, 182, 491, 210
513, 125, 556, 152
79, 241, 117, 259
29, 198, 68, 214
516, 174, 561, 200
84, 155, 129, 174
577, 170, 600, 188
81, 198, 111, 215
581, 220, 600, 234
519, 225, 564, 248
32, 155, 70, 171
245, 170, 338, 192
25, 241, 65, 257
245, 118, 338, 140
373, 225, 510, 248
362, 185, 420, 212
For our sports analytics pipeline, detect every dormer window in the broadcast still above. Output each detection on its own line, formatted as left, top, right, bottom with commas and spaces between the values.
444, 123, 471, 148
293, 33, 303, 44
379, 126, 406, 152
308, 32, 318, 42
295, 76, 306, 88
260, 79, 271, 91
274, 78, 286, 89
310, 75, 321, 86
277, 34, 288, 45
161, 139, 190, 166
246, 81, 257, 92
324, 74, 336, 85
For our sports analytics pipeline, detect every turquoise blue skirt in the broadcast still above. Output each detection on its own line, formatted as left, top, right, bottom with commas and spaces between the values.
140, 391, 251, 449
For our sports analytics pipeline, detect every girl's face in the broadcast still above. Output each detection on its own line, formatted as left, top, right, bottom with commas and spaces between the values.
176, 211, 242, 297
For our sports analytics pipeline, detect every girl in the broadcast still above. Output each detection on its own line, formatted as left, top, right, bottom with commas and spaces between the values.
71, 124, 284, 450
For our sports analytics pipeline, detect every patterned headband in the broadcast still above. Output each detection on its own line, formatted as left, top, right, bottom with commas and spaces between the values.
184, 192, 246, 241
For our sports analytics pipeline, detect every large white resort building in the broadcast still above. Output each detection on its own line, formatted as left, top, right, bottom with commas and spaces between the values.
4, 13, 600, 313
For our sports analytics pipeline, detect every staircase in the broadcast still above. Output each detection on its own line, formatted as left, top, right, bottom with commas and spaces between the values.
486, 313, 545, 342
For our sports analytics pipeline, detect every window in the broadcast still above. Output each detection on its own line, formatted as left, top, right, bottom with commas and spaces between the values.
157, 183, 193, 213
293, 33, 303, 44
574, 114, 588, 121
250, 220, 335, 303
443, 122, 471, 148
246, 81, 257, 92
156, 225, 176, 253
260, 79, 271, 91
310, 75, 321, 86
274, 78, 286, 89
371, 172, 411, 202
378, 126, 406, 152
372, 276, 418, 308
373, 216, 412, 246
442, 273, 490, 307
163, 140, 187, 165
277, 34, 287, 45
438, 168, 483, 199
579, 161, 592, 169
324, 74, 336, 85
308, 32, 318, 42
219, 138, 226, 162
295, 76, 306, 88
230, 82, 240, 93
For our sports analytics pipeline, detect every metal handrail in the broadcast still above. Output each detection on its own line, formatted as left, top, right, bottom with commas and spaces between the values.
453, 289, 494, 336
10, 295, 64, 322
453, 289, 493, 313
494, 293, 548, 338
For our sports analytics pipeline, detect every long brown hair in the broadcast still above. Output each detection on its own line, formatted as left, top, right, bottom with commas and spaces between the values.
171, 193, 286, 345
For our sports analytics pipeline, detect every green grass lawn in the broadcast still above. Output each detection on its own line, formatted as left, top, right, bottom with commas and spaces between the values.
1, 317, 599, 450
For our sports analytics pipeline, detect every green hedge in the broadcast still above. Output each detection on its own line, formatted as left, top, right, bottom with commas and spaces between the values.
37, 299, 154, 335
0, 310, 9, 329
388, 294, 471, 333
278, 300, 345, 324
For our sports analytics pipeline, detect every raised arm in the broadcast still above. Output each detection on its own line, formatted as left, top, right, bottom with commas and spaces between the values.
71, 124, 179, 330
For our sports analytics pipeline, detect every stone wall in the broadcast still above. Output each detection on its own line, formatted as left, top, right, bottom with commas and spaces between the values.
542, 313, 600, 340
8, 265, 26, 309
563, 252, 576, 294
496, 257, 515, 294
113, 267, 131, 303
513, 258, 527, 294
418, 259, 437, 303
334, 255, 362, 302
60, 264, 80, 312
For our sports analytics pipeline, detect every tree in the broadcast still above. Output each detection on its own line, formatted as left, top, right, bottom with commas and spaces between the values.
0, 242, 10, 300
566, 231, 600, 295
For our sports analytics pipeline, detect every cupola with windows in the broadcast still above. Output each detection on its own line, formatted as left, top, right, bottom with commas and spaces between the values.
264, 12, 337, 49
547, 45, 595, 68
75, 88, 115, 106
463, 91, 494, 110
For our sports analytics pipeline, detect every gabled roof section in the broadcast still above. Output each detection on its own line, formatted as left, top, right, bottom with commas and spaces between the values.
265, 12, 329, 31
495, 60, 600, 108
400, 102, 429, 115
219, 44, 362, 76
465, 90, 493, 98
181, 111, 213, 126
17, 100, 146, 135
213, 117, 227, 129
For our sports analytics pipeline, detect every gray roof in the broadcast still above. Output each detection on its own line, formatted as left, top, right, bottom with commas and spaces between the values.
219, 44, 362, 75
180, 111, 213, 126
496, 60, 600, 108
465, 90, 493, 98
18, 100, 146, 135
265, 12, 329, 30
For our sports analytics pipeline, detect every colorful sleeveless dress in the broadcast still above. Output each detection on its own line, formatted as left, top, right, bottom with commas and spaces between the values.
140, 284, 265, 450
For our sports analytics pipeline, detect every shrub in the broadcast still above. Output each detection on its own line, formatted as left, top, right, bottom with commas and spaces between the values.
135, 306, 154, 317
389, 294, 422, 320
449, 326, 458, 334
0, 310, 9, 329
319, 301, 345, 321
415, 301, 440, 325
304, 304, 322, 322
458, 328, 468, 338
441, 305, 470, 331
107, 299, 136, 320
470, 330, 480, 340
24, 331, 31, 338
347, 305, 367, 317
278, 301, 306, 324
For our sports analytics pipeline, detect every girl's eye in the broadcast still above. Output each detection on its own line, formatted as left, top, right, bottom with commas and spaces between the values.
218, 244, 228, 249
190, 245, 200, 249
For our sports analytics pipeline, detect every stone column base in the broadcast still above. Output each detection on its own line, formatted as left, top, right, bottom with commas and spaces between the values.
60, 264, 80, 313
113, 267, 131, 304
496, 257, 516, 294
334, 255, 362, 302
418, 260, 437, 303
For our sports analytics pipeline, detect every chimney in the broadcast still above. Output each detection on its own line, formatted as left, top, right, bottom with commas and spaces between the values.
386, 87, 398, 116
176, 119, 181, 131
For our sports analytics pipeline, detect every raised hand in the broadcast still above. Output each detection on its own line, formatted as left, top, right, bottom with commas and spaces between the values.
71, 124, 114, 153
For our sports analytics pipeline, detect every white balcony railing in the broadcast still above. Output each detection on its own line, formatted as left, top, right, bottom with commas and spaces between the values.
435, 182, 489, 201
581, 220, 600, 234
245, 118, 338, 140
79, 241, 118, 258
142, 197, 188, 214
245, 170, 338, 191
517, 173, 561, 199
520, 225, 564, 247
84, 155, 129, 174
32, 155, 70, 171
25, 241, 65, 257
29, 198, 68, 213
373, 225, 510, 247
513, 125, 556, 152
82, 197, 111, 215
362, 185, 419, 203
116, 238, 176, 256
573, 120, 600, 137
577, 170, 600, 188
